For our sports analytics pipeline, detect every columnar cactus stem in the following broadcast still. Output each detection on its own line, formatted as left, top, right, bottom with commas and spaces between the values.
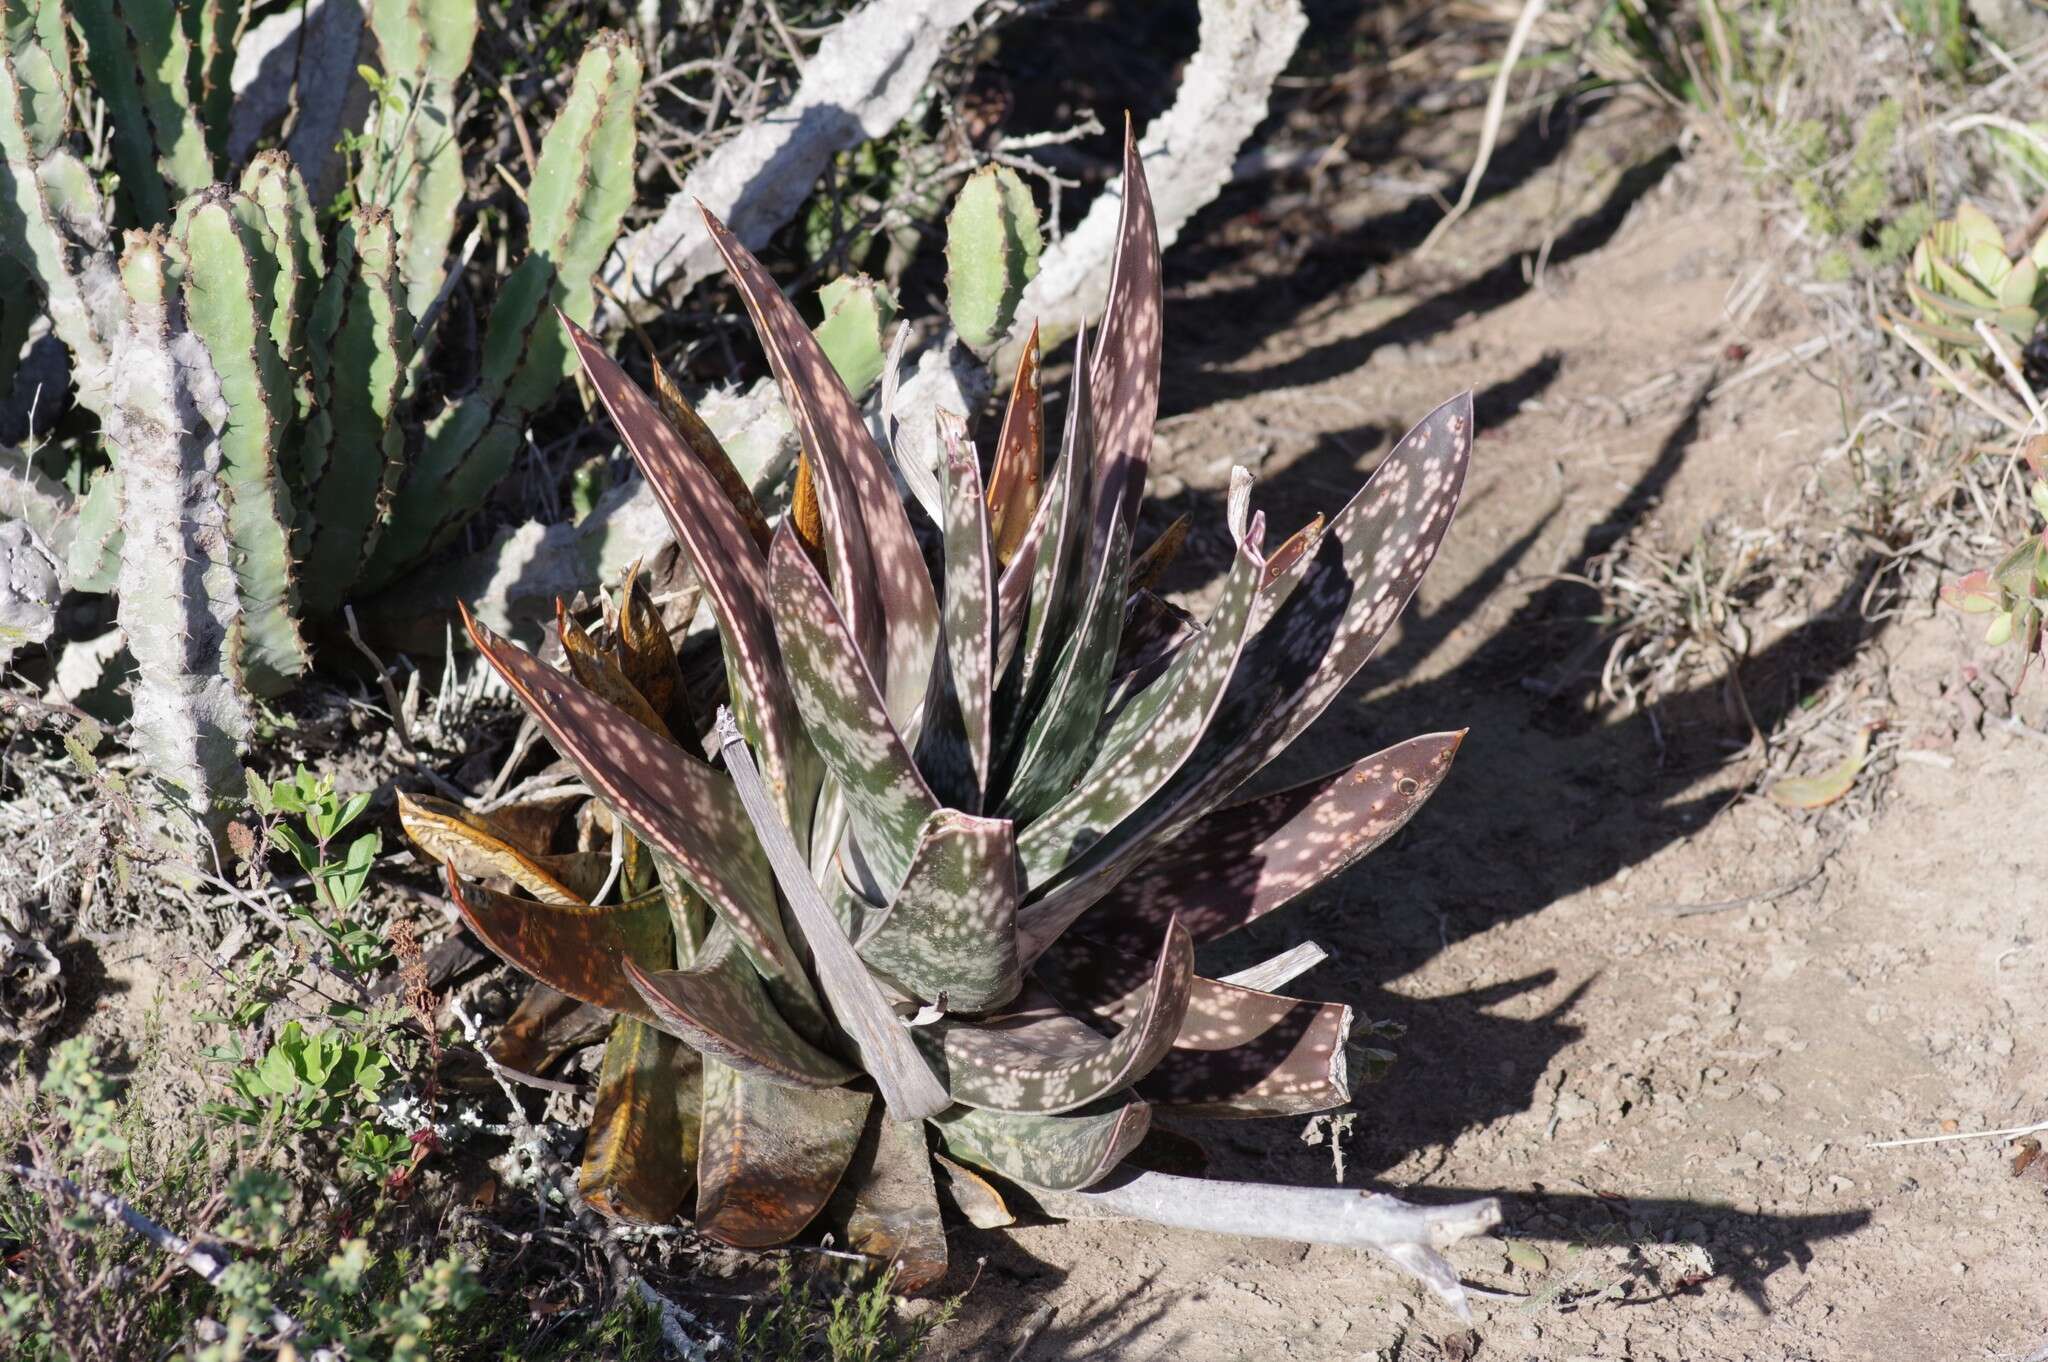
362, 0, 477, 322
69, 0, 212, 225
108, 229, 250, 847
0, 0, 121, 415
170, 190, 309, 692
364, 31, 641, 583
299, 207, 407, 613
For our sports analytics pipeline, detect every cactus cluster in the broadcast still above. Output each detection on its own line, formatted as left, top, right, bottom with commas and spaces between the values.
405, 134, 1483, 1301
0, 0, 639, 835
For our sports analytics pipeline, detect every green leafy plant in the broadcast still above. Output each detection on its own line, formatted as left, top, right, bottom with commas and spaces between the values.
0, 1039, 479, 1361
249, 766, 388, 974
197, 769, 417, 1180
0, 0, 640, 841
407, 130, 1501, 1316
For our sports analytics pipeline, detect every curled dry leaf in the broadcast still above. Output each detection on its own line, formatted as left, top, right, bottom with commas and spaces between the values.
1766, 726, 1876, 811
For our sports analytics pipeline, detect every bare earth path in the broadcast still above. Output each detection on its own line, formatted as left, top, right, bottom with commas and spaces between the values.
940, 98, 2048, 1361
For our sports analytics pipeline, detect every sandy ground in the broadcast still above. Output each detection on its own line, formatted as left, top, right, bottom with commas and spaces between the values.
936, 96, 2048, 1361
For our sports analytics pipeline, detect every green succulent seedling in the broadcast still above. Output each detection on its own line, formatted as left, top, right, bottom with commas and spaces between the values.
1901, 201, 2048, 357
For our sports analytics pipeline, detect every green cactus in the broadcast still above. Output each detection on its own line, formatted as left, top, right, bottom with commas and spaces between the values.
298, 206, 409, 614
363, 30, 642, 586
169, 189, 308, 690
360, 0, 476, 322
946, 164, 1042, 355
70, 0, 212, 225
107, 226, 252, 842
813, 274, 897, 396
0, 0, 641, 853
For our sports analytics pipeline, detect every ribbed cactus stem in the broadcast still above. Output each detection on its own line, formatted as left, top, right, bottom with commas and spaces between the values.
170, 189, 310, 693
108, 229, 251, 849
362, 30, 641, 588
362, 0, 478, 322
69, 0, 214, 226
298, 207, 408, 613
183, 0, 249, 164
238, 152, 324, 407
0, 0, 122, 415
945, 164, 1042, 356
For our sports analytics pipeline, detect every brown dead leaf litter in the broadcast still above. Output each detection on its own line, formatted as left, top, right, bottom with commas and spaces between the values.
940, 98, 2048, 1362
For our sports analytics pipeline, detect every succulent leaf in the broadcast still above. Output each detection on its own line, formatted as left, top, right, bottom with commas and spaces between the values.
695, 1059, 871, 1249
399, 792, 587, 906
1016, 510, 1267, 890
624, 928, 859, 1089
702, 205, 939, 733
579, 1016, 701, 1224
1043, 958, 1355, 1119
443, 868, 672, 1023
928, 413, 997, 804
835, 1115, 949, 1293
1086, 123, 1163, 544
918, 919, 1191, 1115
494, 984, 611, 1075
986, 324, 1044, 567
716, 707, 952, 1122
616, 561, 685, 722
853, 808, 1022, 1014
996, 483, 1132, 822
559, 317, 815, 840
768, 525, 939, 896
649, 360, 775, 552
461, 610, 808, 993
932, 1154, 1014, 1229
558, 600, 673, 739
999, 318, 1095, 699
1091, 731, 1466, 950
1015, 393, 1474, 957
932, 1095, 1151, 1193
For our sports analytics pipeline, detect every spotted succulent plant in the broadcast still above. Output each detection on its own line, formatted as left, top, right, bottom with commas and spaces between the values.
408, 128, 1494, 1312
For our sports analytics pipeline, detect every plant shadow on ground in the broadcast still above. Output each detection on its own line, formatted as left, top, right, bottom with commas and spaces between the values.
954, 112, 1884, 1354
